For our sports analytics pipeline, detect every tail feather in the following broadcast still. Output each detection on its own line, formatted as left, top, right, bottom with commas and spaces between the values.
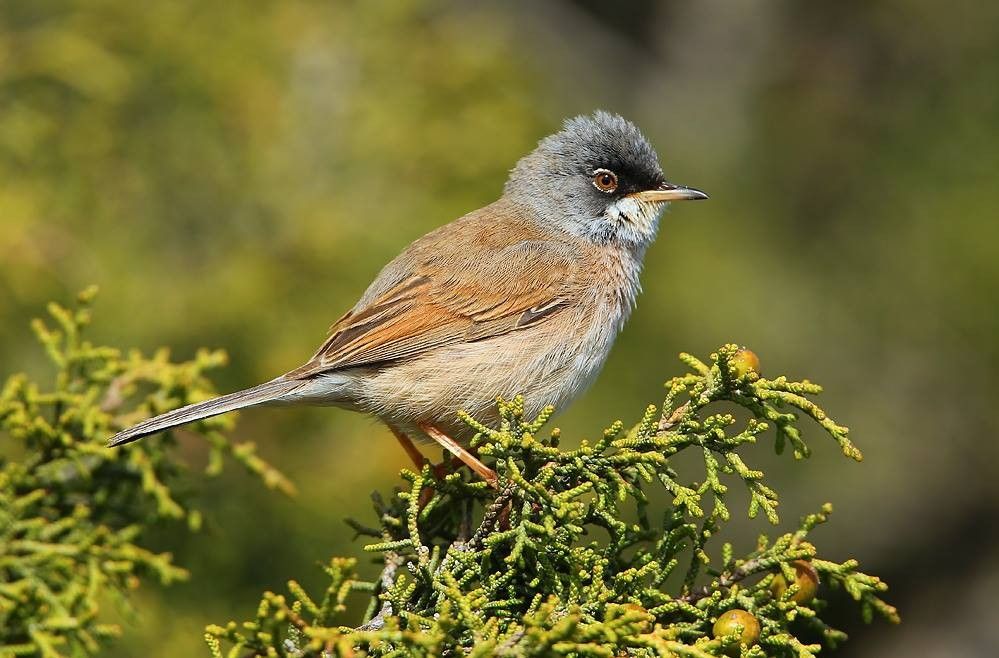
107, 379, 303, 447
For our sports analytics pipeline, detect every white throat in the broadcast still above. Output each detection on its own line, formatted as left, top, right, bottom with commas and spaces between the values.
604, 197, 667, 247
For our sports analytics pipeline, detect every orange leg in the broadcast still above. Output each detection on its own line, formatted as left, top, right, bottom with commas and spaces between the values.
419, 423, 498, 488
387, 425, 441, 508
388, 425, 428, 470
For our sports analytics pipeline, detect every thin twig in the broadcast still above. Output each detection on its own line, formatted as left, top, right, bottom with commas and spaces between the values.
356, 552, 405, 631
469, 484, 516, 550
680, 555, 770, 603
657, 402, 691, 433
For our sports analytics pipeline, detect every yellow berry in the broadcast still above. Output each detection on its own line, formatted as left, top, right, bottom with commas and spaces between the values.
713, 609, 760, 654
730, 348, 761, 380
771, 559, 820, 604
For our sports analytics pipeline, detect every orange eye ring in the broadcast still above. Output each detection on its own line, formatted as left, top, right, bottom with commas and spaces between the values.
592, 168, 618, 193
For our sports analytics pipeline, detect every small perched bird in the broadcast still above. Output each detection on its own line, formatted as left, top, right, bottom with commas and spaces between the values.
109, 111, 707, 485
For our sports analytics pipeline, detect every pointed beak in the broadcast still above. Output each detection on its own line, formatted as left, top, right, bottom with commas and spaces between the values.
629, 181, 709, 203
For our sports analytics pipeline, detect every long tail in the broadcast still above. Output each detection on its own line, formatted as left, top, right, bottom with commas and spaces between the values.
107, 379, 304, 447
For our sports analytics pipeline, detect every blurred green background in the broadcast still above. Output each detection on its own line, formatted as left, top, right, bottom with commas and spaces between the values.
2, 1, 997, 656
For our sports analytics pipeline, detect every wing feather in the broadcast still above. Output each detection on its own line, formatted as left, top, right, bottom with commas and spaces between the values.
286, 238, 583, 378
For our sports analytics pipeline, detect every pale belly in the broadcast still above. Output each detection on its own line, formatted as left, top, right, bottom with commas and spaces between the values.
338, 300, 621, 442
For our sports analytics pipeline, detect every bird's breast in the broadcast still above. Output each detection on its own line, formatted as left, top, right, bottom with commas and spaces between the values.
348, 252, 642, 441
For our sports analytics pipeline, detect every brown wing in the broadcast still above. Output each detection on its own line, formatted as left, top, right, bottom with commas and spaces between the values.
285, 240, 582, 379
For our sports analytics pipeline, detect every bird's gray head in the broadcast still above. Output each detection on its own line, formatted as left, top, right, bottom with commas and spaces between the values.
504, 111, 707, 249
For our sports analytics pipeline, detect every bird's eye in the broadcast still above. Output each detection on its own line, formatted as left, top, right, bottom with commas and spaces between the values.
592, 169, 618, 193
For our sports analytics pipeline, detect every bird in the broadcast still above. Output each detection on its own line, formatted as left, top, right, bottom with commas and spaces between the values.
108, 111, 707, 486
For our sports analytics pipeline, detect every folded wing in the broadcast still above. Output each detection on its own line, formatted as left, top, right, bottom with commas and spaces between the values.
285, 240, 583, 378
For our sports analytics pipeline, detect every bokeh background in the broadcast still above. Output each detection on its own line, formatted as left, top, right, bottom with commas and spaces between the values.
2, 1, 997, 656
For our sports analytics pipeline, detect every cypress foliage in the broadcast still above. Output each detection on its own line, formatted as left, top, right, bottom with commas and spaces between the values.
0, 289, 292, 656
0, 292, 898, 657
206, 347, 897, 657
